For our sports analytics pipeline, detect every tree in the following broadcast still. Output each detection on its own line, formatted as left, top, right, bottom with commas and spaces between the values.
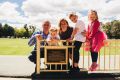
111, 20, 120, 39
29, 25, 36, 33
24, 24, 29, 38
8, 26, 15, 38
14, 28, 26, 38
103, 20, 120, 39
29, 25, 36, 37
0, 23, 37, 38
0, 23, 3, 37
2, 24, 15, 38
103, 22, 112, 39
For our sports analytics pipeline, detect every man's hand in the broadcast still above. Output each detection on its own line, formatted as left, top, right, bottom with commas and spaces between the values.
36, 34, 42, 40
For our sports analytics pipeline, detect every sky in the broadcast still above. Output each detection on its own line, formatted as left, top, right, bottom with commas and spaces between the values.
0, 0, 120, 28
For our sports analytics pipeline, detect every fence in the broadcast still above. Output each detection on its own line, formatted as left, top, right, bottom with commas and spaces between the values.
36, 36, 120, 74
81, 39, 120, 73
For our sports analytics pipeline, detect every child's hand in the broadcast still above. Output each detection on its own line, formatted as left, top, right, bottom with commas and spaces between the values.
53, 39, 58, 43
103, 40, 109, 46
73, 28, 78, 35
81, 30, 87, 37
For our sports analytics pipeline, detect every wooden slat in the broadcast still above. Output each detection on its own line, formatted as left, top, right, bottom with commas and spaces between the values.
36, 36, 40, 74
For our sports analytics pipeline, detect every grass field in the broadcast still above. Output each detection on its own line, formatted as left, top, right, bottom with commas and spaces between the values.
0, 38, 33, 55
0, 38, 120, 55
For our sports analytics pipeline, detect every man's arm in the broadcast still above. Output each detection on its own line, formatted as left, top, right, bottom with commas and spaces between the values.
28, 32, 41, 46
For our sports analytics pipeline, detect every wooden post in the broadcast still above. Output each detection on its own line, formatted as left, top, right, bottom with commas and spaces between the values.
36, 36, 40, 74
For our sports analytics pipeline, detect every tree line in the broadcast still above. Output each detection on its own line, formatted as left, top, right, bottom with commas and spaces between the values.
0, 20, 120, 39
0, 23, 36, 38
103, 20, 120, 39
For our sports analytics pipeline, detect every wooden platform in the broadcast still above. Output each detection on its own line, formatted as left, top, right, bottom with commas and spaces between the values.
32, 68, 88, 79
31, 71, 120, 80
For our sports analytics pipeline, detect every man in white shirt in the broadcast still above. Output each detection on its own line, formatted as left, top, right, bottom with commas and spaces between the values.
69, 13, 86, 71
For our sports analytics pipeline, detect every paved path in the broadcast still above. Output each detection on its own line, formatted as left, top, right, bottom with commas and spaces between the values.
0, 56, 35, 77
0, 77, 30, 80
0, 55, 120, 77
0, 77, 120, 80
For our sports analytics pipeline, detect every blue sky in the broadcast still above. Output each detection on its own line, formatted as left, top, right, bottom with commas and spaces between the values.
0, 0, 120, 28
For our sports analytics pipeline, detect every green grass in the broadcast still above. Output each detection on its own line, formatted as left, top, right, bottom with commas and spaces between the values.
0, 38, 33, 55
0, 38, 120, 55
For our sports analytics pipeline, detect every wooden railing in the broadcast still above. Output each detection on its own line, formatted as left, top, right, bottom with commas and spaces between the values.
36, 37, 74, 74
36, 37, 120, 74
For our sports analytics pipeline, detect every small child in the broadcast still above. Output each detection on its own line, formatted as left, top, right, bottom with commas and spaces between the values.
46, 27, 60, 46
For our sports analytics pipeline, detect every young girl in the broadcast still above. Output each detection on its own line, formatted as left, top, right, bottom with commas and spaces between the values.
46, 27, 60, 46
86, 10, 107, 71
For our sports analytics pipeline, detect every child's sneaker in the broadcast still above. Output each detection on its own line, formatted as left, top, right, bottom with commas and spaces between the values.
40, 63, 47, 69
89, 63, 94, 71
89, 63, 98, 71
92, 64, 98, 71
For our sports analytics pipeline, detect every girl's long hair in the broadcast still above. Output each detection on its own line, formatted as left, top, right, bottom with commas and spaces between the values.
59, 19, 69, 34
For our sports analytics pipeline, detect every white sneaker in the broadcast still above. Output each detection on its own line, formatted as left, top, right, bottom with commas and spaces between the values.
40, 63, 47, 69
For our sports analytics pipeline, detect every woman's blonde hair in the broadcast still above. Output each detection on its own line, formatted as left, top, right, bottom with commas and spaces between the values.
88, 10, 98, 20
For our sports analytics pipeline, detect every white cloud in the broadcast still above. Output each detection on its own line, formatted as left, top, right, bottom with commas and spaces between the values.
100, 0, 120, 19
0, 2, 19, 20
80, 0, 120, 22
0, 1, 29, 27
0, 2, 19, 18
22, 0, 120, 26
0, 0, 120, 28
22, 0, 86, 28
